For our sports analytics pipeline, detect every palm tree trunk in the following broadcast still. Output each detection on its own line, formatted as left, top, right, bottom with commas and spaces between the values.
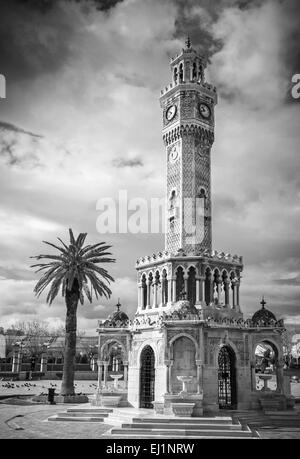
60, 280, 79, 395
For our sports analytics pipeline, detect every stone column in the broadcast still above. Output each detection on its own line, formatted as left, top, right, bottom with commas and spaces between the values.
196, 360, 203, 394
167, 277, 172, 304
172, 277, 177, 302
232, 281, 236, 309
200, 276, 205, 304
123, 361, 128, 389
12, 346, 21, 373
103, 362, 109, 389
276, 361, 284, 394
224, 280, 230, 307
217, 279, 221, 305
40, 348, 48, 373
250, 360, 256, 391
236, 281, 240, 311
153, 282, 158, 308
195, 277, 201, 304
138, 282, 142, 310
168, 360, 174, 394
184, 275, 188, 297
210, 277, 214, 305
97, 360, 103, 391
146, 280, 151, 309
165, 360, 171, 394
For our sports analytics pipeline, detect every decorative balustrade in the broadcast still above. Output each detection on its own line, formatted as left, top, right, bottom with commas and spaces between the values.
160, 80, 217, 97
136, 249, 243, 268
127, 312, 284, 331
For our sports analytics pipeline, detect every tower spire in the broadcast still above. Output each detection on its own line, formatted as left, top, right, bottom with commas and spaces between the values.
185, 35, 191, 49
260, 295, 266, 309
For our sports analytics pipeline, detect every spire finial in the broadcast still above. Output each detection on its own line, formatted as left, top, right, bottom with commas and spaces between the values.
186, 36, 191, 49
116, 299, 121, 312
260, 295, 266, 309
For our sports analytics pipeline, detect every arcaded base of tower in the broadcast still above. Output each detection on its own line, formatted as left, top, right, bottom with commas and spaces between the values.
123, 305, 290, 414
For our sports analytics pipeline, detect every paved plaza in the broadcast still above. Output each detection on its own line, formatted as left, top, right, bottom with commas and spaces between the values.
0, 379, 300, 439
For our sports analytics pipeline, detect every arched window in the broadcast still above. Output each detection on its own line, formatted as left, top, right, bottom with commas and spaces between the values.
176, 267, 185, 301
218, 346, 237, 409
192, 62, 197, 80
142, 274, 147, 309
204, 267, 212, 306
162, 269, 168, 305
179, 63, 183, 83
173, 67, 178, 84
187, 266, 196, 306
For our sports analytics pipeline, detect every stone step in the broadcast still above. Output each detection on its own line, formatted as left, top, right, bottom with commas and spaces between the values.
131, 416, 233, 425
122, 422, 242, 431
103, 415, 135, 425
109, 427, 255, 438
264, 411, 300, 417
48, 415, 105, 422
58, 411, 109, 418
106, 434, 258, 439
67, 408, 113, 414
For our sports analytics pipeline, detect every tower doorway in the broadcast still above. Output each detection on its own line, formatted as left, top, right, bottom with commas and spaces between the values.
140, 346, 155, 408
218, 346, 237, 409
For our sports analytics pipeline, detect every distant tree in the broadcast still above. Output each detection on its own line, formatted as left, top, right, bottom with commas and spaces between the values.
31, 229, 115, 395
282, 327, 296, 368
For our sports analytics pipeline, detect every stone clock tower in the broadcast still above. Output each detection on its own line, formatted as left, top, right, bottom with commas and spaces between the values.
135, 38, 243, 316
98, 39, 287, 416
160, 38, 217, 255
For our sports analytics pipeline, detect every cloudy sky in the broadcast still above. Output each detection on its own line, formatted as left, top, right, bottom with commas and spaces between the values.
0, 0, 299, 335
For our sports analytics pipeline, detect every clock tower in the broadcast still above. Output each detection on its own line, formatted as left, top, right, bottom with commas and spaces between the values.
160, 38, 217, 255
135, 38, 243, 317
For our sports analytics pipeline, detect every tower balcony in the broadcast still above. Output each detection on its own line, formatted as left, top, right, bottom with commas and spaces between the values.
135, 248, 243, 269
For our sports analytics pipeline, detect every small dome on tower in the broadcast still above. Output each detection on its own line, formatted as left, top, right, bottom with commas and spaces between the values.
251, 297, 277, 325
106, 300, 129, 327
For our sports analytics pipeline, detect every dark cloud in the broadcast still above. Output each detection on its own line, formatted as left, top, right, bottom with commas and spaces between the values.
0, 121, 42, 138
15, 0, 123, 13
172, 0, 266, 57
0, 0, 122, 87
112, 157, 143, 168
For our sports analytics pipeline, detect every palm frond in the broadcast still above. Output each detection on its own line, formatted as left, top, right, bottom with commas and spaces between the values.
42, 240, 68, 255
79, 243, 112, 257
76, 233, 88, 249
69, 228, 76, 246
57, 237, 69, 251
31, 229, 115, 305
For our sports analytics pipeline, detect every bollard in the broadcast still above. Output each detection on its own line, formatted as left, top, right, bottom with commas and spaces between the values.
48, 388, 56, 405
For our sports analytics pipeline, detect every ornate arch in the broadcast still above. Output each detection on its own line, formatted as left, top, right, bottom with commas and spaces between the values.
168, 333, 199, 360
251, 336, 282, 361
136, 341, 159, 369
100, 338, 127, 361
213, 339, 241, 367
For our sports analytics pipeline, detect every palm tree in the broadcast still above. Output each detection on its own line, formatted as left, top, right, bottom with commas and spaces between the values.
31, 229, 115, 395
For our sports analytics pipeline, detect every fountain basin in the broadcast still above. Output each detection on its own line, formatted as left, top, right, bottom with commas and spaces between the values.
259, 374, 273, 392
177, 376, 194, 395
110, 374, 123, 391
171, 402, 196, 417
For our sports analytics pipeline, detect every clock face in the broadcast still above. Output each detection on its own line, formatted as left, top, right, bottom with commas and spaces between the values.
166, 104, 177, 121
169, 145, 179, 163
199, 103, 211, 119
